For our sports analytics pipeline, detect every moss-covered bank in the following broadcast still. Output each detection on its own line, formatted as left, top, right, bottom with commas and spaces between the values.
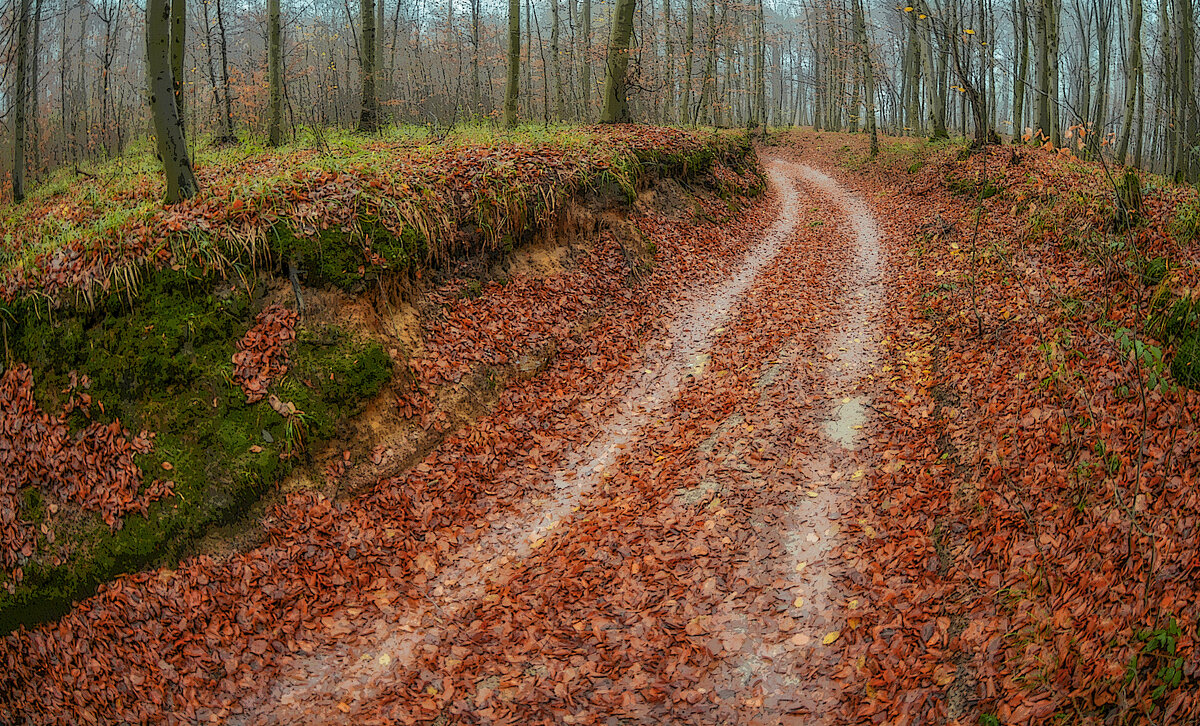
0, 269, 391, 632
0, 126, 762, 633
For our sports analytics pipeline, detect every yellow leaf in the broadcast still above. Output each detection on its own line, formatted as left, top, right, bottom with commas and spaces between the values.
822, 630, 841, 645
919, 13, 927, 18
793, 596, 805, 608
964, 28, 976, 34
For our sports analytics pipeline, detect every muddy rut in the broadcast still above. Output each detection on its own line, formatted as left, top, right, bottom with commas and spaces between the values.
233, 158, 889, 724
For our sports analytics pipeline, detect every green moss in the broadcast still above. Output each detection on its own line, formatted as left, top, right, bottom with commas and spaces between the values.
19, 487, 43, 524
1115, 170, 1146, 229
1171, 333, 1200, 388
1134, 256, 1170, 287
946, 174, 1001, 200
0, 269, 392, 632
459, 280, 484, 300
273, 219, 426, 291
1157, 298, 1199, 341
1170, 197, 1200, 243
291, 325, 393, 408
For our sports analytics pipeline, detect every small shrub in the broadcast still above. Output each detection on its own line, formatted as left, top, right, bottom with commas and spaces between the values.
1134, 255, 1169, 287
1170, 333, 1200, 388
1170, 197, 1200, 242
945, 174, 1000, 200
1157, 297, 1199, 340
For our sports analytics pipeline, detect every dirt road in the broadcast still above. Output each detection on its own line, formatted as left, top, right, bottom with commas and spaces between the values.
1, 153, 896, 726
233, 157, 889, 724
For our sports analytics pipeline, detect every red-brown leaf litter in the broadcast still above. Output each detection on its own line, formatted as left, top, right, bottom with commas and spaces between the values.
1, 365, 172, 581
234, 305, 299, 404
4, 129, 1200, 725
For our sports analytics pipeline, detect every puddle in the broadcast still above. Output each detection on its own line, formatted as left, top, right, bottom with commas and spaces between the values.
823, 395, 867, 449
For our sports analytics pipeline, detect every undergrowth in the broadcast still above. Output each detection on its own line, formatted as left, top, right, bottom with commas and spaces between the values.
0, 124, 760, 633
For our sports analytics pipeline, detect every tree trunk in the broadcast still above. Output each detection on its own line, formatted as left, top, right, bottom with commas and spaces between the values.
523, 0, 532, 118
1178, 0, 1196, 181
147, 0, 199, 203
552, 0, 564, 119
1134, 63, 1145, 167
680, 0, 694, 124
902, 9, 921, 135
268, 0, 283, 146
1013, 0, 1029, 139
699, 0, 716, 124
663, 0, 674, 124
29, 0, 41, 176
171, 0, 186, 119
853, 0, 877, 155
752, 0, 764, 128
471, 0, 482, 114
717, 0, 730, 126
1116, 0, 1141, 164
359, 0, 379, 131
581, 0, 592, 117
1047, 0, 1061, 144
216, 0, 236, 141
1034, 0, 1050, 139
1158, 0, 1174, 175
1087, 0, 1111, 159
201, 0, 222, 132
600, 0, 637, 123
504, 0, 521, 126
12, 0, 30, 202
918, 2, 948, 138
376, 0, 385, 109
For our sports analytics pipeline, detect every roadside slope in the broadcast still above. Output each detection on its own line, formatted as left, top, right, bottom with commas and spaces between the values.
0, 126, 760, 634
773, 130, 1200, 724
0, 127, 765, 723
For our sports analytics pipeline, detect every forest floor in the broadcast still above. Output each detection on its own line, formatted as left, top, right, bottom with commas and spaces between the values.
5, 128, 1200, 725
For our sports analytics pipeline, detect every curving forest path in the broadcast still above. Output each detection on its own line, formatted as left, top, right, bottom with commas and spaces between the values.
233, 157, 890, 724
4, 150, 912, 725
11, 132, 1198, 726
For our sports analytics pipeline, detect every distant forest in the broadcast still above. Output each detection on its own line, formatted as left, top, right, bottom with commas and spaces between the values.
1, 0, 1197, 202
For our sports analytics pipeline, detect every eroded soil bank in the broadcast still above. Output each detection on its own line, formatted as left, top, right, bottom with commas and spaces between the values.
0, 132, 759, 635
0, 140, 771, 722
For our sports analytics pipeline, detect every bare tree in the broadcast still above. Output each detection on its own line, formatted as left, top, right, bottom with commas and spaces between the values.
504, 0, 521, 126
12, 0, 31, 202
599, 0, 637, 123
268, 0, 283, 146
359, 0, 380, 131
853, 0, 877, 155
147, 0, 199, 202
